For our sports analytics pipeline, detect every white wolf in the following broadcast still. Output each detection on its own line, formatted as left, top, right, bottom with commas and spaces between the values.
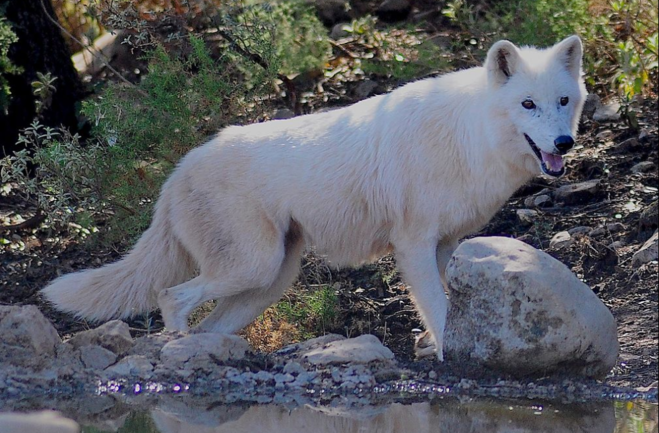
42, 36, 586, 360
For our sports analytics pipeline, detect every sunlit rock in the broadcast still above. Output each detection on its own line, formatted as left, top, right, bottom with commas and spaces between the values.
67, 320, 134, 355
444, 236, 619, 379
0, 305, 61, 369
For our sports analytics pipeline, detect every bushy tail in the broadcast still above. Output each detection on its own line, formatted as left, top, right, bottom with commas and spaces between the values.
41, 194, 195, 322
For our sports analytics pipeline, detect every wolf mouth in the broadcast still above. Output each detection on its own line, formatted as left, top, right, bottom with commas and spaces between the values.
524, 134, 565, 177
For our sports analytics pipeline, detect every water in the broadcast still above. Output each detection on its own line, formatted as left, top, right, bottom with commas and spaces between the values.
2, 377, 657, 432
72, 398, 656, 433
3, 391, 655, 433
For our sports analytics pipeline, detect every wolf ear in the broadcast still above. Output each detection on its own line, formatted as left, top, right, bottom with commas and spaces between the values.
485, 40, 521, 87
553, 35, 583, 79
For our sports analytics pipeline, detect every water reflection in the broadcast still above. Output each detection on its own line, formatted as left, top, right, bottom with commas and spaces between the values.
75, 398, 657, 433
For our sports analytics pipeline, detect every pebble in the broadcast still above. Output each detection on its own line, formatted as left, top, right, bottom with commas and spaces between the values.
283, 361, 305, 375
533, 194, 552, 207
593, 101, 621, 122
568, 226, 592, 236
274, 373, 294, 384
589, 223, 625, 237
516, 209, 538, 224
631, 161, 655, 174
595, 129, 614, 141
550, 231, 573, 250
609, 241, 625, 250
254, 370, 274, 382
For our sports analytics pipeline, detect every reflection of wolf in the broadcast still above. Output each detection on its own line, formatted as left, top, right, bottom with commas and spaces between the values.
43, 36, 586, 360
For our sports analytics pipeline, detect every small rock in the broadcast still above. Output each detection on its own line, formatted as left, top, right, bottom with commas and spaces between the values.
595, 129, 614, 141
274, 373, 294, 383
79, 345, 117, 370
550, 231, 574, 250
533, 194, 552, 207
253, 370, 273, 382
272, 108, 295, 120
554, 180, 600, 205
636, 380, 658, 393
632, 230, 658, 267
638, 129, 651, 142
282, 361, 305, 375
276, 334, 345, 358
0, 411, 79, 433
330, 22, 350, 40
589, 222, 625, 237
444, 237, 619, 379
104, 355, 153, 378
68, 320, 134, 355
639, 202, 658, 235
376, 0, 411, 20
309, 0, 349, 26
609, 241, 625, 250
618, 137, 641, 151
568, 226, 592, 236
0, 305, 61, 368
353, 79, 378, 99
302, 334, 394, 365
593, 101, 621, 122
631, 161, 656, 174
581, 93, 602, 119
516, 209, 538, 224
160, 333, 249, 366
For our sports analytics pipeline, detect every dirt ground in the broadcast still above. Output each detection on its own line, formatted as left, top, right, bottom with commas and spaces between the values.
0, 7, 657, 391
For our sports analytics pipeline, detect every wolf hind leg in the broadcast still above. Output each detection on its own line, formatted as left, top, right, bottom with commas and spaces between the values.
193, 230, 305, 334
158, 220, 293, 332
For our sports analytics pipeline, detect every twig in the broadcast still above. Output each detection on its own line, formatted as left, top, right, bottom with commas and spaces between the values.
328, 39, 357, 58
0, 209, 46, 231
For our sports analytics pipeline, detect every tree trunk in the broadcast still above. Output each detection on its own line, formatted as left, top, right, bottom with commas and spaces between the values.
0, 0, 83, 157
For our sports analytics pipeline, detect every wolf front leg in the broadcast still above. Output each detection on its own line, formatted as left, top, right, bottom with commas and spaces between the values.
395, 240, 449, 361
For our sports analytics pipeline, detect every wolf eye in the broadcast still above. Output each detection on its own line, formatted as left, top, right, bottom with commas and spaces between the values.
560, 96, 569, 106
522, 99, 536, 109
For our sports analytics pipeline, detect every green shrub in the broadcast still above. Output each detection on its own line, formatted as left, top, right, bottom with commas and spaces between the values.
275, 285, 339, 337
1, 31, 278, 244
0, 14, 21, 114
1, 0, 334, 246
267, 1, 330, 75
443, 0, 658, 98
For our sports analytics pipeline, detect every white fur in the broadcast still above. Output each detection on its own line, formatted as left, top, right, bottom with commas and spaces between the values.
42, 36, 587, 360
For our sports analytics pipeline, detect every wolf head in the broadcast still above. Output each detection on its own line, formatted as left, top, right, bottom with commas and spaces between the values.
485, 36, 587, 178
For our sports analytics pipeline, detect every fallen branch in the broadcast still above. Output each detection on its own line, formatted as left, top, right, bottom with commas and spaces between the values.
0, 210, 46, 232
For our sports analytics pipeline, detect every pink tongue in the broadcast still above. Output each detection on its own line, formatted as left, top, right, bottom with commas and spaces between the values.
540, 150, 564, 172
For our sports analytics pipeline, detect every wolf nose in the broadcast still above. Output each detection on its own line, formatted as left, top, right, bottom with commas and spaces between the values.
554, 135, 574, 154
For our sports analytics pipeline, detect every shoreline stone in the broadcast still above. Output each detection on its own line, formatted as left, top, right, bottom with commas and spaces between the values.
444, 237, 619, 379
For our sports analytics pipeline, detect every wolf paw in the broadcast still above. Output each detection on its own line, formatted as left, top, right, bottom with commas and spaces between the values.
413, 329, 441, 360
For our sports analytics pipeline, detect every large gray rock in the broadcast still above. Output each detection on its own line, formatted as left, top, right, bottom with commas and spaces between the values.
67, 320, 134, 355
0, 305, 61, 368
302, 334, 394, 365
444, 237, 618, 379
160, 333, 249, 366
